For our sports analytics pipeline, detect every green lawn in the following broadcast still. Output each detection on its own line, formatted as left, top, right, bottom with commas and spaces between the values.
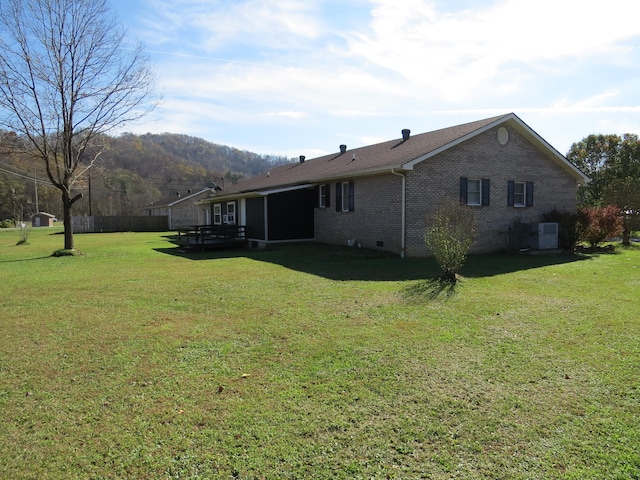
1, 227, 638, 479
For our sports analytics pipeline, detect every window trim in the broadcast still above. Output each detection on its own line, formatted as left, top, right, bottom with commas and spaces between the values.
467, 179, 482, 206
341, 182, 350, 212
319, 184, 327, 208
513, 181, 526, 207
460, 177, 490, 206
335, 181, 354, 212
508, 180, 534, 207
226, 202, 236, 224
213, 204, 222, 225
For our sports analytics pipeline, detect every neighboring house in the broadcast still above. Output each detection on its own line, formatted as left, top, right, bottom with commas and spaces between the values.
145, 189, 212, 229
31, 212, 56, 227
198, 113, 589, 257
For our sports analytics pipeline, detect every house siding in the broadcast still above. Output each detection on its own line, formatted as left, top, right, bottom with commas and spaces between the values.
147, 191, 211, 229
170, 198, 202, 228
405, 126, 578, 256
314, 173, 403, 253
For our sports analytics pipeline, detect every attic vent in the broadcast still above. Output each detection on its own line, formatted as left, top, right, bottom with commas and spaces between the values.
402, 129, 411, 141
339, 144, 347, 154
299, 155, 306, 163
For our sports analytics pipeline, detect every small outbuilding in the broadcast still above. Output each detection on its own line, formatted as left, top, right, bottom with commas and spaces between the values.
32, 212, 56, 227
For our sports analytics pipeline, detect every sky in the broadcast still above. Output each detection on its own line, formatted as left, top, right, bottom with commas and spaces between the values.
109, 0, 640, 159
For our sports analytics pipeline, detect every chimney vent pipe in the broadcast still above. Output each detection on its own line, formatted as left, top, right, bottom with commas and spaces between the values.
299, 155, 306, 163
339, 144, 347, 154
402, 129, 411, 140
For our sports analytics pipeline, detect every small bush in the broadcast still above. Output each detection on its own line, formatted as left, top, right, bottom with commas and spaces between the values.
424, 201, 475, 282
16, 222, 31, 245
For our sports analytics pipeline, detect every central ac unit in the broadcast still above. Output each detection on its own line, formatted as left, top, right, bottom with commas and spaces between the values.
538, 222, 559, 250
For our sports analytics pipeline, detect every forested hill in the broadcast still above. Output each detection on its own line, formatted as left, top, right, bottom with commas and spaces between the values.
111, 133, 291, 179
0, 131, 294, 220
105, 132, 292, 187
92, 132, 293, 215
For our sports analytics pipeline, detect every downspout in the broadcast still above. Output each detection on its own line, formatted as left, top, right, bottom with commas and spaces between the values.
263, 196, 269, 242
391, 169, 406, 258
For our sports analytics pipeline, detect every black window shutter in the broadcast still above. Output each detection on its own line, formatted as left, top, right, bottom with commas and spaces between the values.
314, 186, 319, 208
507, 180, 515, 206
482, 179, 490, 206
459, 177, 468, 205
335, 182, 341, 212
526, 182, 534, 207
348, 181, 355, 212
325, 184, 330, 208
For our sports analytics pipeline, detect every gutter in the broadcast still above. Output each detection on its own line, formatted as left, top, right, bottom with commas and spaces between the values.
391, 168, 406, 259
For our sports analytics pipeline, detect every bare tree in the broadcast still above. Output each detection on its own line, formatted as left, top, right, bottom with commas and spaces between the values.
0, 0, 157, 251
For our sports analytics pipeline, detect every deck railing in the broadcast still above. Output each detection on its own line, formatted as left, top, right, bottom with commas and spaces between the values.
176, 224, 246, 250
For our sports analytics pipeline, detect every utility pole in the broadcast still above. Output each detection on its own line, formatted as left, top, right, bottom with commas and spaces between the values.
34, 168, 39, 212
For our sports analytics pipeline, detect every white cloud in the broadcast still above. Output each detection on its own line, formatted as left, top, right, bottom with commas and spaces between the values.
260, 111, 309, 119
113, 0, 640, 155
138, 0, 324, 52
347, 0, 640, 102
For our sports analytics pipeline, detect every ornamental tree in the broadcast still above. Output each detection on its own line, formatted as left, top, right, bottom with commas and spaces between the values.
579, 205, 623, 249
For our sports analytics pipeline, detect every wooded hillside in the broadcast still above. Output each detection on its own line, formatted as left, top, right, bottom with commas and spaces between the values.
0, 131, 293, 222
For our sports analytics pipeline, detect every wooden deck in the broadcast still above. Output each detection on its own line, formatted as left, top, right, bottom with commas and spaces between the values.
176, 224, 246, 251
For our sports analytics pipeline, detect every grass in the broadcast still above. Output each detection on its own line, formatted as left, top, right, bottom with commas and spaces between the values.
1, 227, 639, 479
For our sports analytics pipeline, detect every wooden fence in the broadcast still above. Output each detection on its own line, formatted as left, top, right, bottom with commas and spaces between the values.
72, 216, 168, 233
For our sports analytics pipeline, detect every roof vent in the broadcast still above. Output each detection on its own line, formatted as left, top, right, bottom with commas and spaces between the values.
339, 144, 347, 154
299, 155, 306, 163
402, 129, 411, 141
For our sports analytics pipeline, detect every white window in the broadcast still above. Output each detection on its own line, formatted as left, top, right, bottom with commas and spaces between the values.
467, 179, 481, 206
319, 184, 327, 208
226, 202, 236, 224
513, 182, 526, 207
213, 204, 222, 225
341, 182, 350, 212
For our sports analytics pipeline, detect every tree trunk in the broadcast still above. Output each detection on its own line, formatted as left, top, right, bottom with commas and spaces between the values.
440, 271, 457, 283
62, 190, 74, 250
622, 227, 630, 246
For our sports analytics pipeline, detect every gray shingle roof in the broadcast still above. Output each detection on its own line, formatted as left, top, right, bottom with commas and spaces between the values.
215, 113, 586, 197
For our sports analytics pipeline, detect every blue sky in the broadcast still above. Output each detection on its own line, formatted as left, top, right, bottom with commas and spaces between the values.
110, 0, 640, 159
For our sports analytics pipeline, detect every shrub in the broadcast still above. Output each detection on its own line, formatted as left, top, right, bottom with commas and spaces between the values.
579, 205, 623, 248
424, 201, 475, 282
16, 222, 31, 245
541, 209, 588, 251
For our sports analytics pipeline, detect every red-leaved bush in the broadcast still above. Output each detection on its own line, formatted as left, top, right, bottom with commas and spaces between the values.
579, 205, 623, 248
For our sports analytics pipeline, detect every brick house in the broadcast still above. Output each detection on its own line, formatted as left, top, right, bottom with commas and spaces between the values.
198, 113, 588, 257
145, 189, 212, 230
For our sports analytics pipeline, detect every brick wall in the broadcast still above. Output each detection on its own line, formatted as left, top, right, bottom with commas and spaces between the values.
314, 173, 403, 252
405, 125, 579, 256
170, 199, 201, 228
